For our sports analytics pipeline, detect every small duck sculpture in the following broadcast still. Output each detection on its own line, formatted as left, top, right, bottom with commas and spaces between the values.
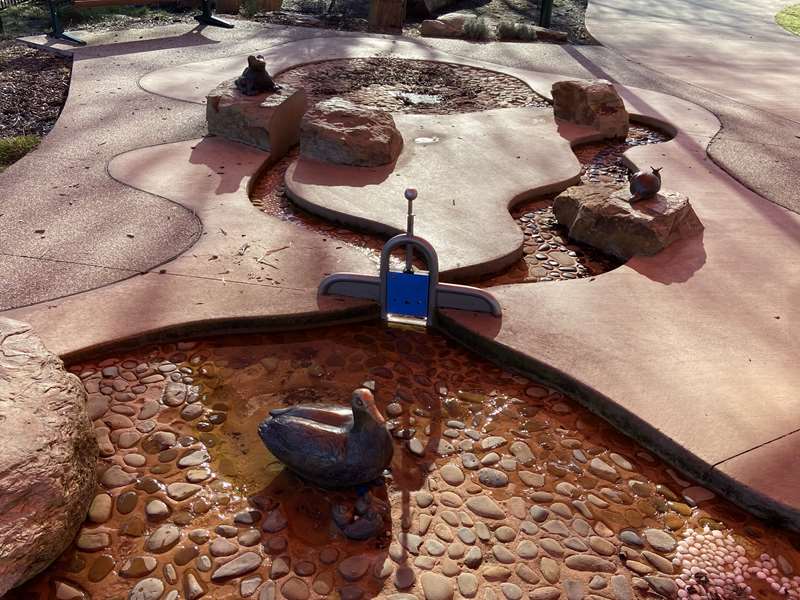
258, 388, 394, 488
628, 166, 663, 201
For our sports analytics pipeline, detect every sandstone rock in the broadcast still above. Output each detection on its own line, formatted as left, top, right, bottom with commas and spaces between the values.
553, 183, 704, 261
206, 81, 307, 159
0, 319, 99, 596
551, 79, 629, 139
299, 98, 403, 167
420, 18, 462, 38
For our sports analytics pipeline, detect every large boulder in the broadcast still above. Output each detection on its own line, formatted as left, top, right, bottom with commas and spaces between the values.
206, 81, 307, 160
0, 318, 99, 596
553, 183, 704, 261
551, 79, 629, 139
299, 97, 403, 167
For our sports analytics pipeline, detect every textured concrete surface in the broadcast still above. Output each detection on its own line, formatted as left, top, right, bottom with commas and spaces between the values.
287, 107, 582, 280
7, 26, 800, 527
584, 0, 800, 215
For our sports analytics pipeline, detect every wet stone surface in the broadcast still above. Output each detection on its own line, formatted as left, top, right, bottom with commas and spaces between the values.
8, 324, 800, 599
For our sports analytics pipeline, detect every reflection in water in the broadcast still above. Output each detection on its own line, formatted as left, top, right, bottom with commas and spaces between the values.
9, 323, 800, 600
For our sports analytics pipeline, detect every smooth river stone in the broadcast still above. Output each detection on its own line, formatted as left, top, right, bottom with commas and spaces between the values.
478, 468, 508, 487
457, 573, 478, 598
88, 494, 113, 524
339, 555, 372, 581
509, 441, 534, 465
565, 554, 617, 573
120, 556, 157, 578
167, 483, 201, 501
481, 436, 506, 450
466, 496, 505, 519
540, 557, 560, 583
643, 529, 676, 553
101, 465, 136, 489
420, 572, 453, 600
519, 471, 545, 487
462, 453, 480, 470
76, 531, 111, 552
281, 577, 309, 600
642, 550, 674, 574
588, 458, 619, 482
440, 464, 465, 485
211, 552, 262, 581
517, 540, 538, 559
177, 450, 210, 468
495, 526, 516, 542
129, 578, 164, 600
145, 524, 181, 553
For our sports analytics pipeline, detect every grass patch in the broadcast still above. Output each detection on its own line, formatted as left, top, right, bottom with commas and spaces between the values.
776, 4, 800, 35
462, 16, 489, 40
0, 135, 40, 172
496, 20, 537, 41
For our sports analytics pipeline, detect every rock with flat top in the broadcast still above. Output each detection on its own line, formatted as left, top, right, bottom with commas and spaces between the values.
551, 79, 629, 139
300, 98, 403, 167
553, 183, 703, 261
0, 319, 98, 596
206, 81, 307, 160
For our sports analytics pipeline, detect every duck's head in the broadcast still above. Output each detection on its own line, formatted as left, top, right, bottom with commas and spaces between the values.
351, 388, 385, 425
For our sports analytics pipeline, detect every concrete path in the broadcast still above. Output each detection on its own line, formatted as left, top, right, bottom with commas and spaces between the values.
586, 0, 800, 123
5, 25, 800, 527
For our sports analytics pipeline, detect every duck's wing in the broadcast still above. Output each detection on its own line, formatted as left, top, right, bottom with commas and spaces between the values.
269, 404, 353, 428
260, 416, 348, 471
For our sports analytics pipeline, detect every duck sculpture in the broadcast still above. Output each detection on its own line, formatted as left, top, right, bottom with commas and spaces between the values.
257, 388, 394, 489
628, 166, 663, 201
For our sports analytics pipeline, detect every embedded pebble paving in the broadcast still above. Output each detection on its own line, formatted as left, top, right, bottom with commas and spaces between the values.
9, 324, 799, 600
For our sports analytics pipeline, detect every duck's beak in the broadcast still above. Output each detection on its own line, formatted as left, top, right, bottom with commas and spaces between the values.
356, 389, 385, 425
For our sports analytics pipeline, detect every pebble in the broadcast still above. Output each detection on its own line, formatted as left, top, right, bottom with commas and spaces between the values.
641, 550, 674, 574
619, 530, 643, 547
589, 576, 607, 590
500, 583, 522, 600
482, 566, 511, 582
339, 555, 372, 581
466, 495, 505, 519
262, 509, 288, 533
167, 482, 201, 501
184, 573, 206, 599
563, 580, 584, 600
101, 465, 136, 488
76, 531, 110, 552
494, 526, 516, 542
516, 540, 538, 559
119, 556, 157, 578
88, 494, 113, 524
531, 587, 560, 600
516, 564, 539, 584
123, 453, 146, 467
440, 464, 465, 485
395, 566, 415, 589
458, 573, 478, 598
479, 467, 509, 487
588, 458, 619, 481
644, 576, 677, 597
492, 545, 515, 564
281, 577, 309, 600
128, 578, 164, 600
241, 576, 262, 597
643, 528, 676, 553
464, 547, 483, 568
458, 527, 476, 544
541, 520, 569, 537
439, 491, 463, 508
408, 438, 425, 456
177, 449, 209, 468
519, 471, 545, 487
420, 572, 453, 600
462, 453, 480, 469
145, 500, 170, 519
540, 557, 560, 583
480, 452, 500, 466
509, 441, 534, 464
211, 552, 262, 581
610, 575, 633, 600
210, 537, 238, 557
145, 524, 181, 553
565, 554, 616, 573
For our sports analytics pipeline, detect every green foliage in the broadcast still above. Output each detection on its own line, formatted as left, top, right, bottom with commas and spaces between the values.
0, 135, 40, 171
462, 16, 489, 40
496, 20, 537, 41
776, 4, 800, 36
239, 0, 261, 18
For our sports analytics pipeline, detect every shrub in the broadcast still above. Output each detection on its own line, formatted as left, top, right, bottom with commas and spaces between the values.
0, 135, 40, 171
462, 16, 489, 40
496, 20, 537, 41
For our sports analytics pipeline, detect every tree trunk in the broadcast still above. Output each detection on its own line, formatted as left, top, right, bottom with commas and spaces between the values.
369, 0, 405, 33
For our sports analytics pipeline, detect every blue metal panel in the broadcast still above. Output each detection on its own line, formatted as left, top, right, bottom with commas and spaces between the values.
386, 271, 429, 318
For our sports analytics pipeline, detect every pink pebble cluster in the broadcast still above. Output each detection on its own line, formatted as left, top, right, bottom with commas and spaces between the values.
672, 527, 800, 598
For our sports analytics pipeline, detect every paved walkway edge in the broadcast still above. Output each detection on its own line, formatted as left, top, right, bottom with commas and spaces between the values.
436, 310, 800, 529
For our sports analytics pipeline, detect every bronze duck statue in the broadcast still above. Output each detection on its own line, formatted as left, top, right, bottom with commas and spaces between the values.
257, 388, 394, 488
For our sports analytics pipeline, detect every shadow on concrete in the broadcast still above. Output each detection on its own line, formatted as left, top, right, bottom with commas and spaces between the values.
78, 26, 220, 59
188, 136, 252, 196
291, 157, 396, 188
626, 230, 706, 285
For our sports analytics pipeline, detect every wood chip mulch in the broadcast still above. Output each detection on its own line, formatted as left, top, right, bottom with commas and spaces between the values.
0, 41, 72, 138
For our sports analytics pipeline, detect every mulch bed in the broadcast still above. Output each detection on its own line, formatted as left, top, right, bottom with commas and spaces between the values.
0, 41, 71, 138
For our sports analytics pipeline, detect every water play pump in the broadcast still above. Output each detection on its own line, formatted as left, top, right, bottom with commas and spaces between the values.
318, 189, 501, 327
